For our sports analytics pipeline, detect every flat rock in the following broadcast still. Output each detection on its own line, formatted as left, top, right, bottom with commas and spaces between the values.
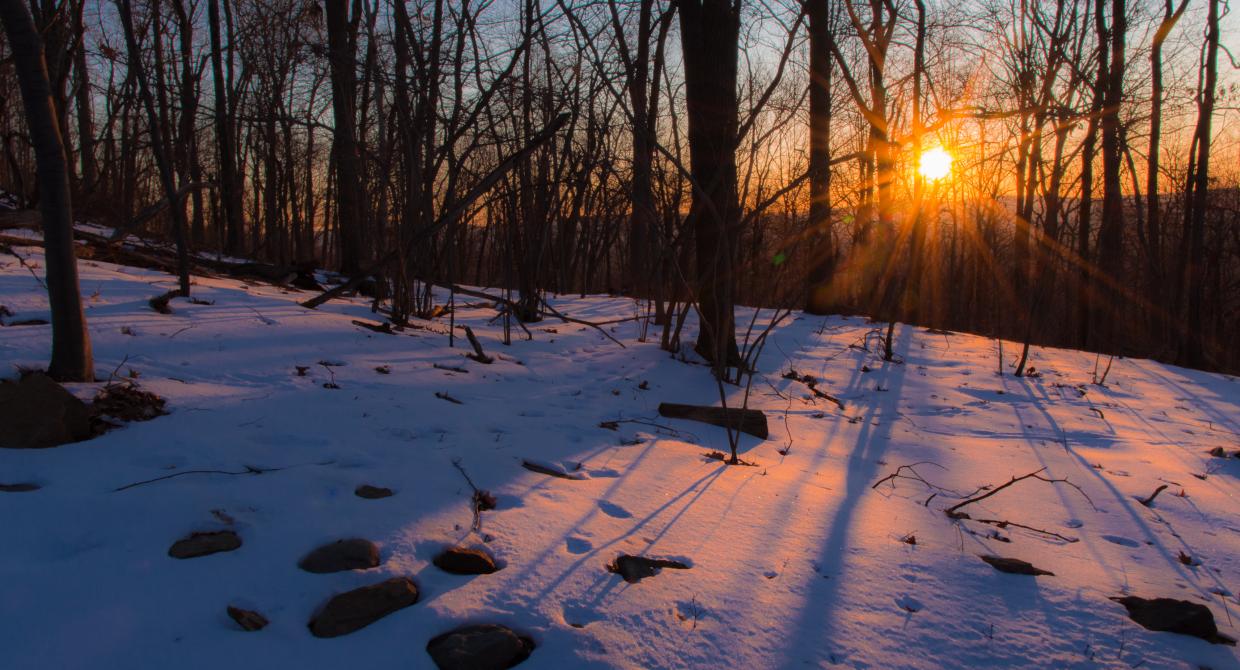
980, 555, 1054, 576
609, 554, 690, 583
1112, 596, 1236, 645
354, 484, 394, 499
227, 606, 269, 631
0, 373, 93, 449
308, 577, 419, 638
433, 547, 499, 575
298, 538, 380, 573
0, 482, 41, 493
426, 624, 534, 670
168, 530, 241, 559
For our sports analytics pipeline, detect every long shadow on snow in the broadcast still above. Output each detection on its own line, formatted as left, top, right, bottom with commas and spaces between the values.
1006, 375, 1232, 604
774, 324, 912, 668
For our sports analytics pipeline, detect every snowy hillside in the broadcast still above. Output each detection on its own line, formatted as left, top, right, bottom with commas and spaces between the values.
2, 239, 1239, 669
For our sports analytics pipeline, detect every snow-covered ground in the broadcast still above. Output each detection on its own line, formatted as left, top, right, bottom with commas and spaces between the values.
2, 238, 1239, 669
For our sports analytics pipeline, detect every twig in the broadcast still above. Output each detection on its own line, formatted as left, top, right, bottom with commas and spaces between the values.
113, 460, 334, 492
435, 391, 463, 404
966, 517, 1080, 543
1138, 484, 1169, 507
945, 468, 1095, 518
450, 458, 494, 531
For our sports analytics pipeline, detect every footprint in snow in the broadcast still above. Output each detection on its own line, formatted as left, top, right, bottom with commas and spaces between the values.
895, 595, 923, 613
565, 537, 593, 554
1102, 535, 1141, 548
597, 501, 633, 519
562, 603, 602, 628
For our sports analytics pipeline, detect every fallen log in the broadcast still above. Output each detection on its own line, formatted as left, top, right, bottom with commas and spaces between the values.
657, 402, 768, 440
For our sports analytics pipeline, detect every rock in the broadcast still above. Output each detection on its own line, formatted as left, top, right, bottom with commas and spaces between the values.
0, 482, 41, 493
354, 484, 394, 499
426, 624, 534, 670
0, 373, 93, 449
980, 555, 1054, 576
433, 547, 499, 575
298, 538, 380, 573
308, 577, 419, 638
168, 530, 242, 559
227, 606, 269, 631
1112, 596, 1237, 645
609, 554, 691, 583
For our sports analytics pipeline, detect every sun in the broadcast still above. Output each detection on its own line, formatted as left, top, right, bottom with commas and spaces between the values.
918, 146, 953, 181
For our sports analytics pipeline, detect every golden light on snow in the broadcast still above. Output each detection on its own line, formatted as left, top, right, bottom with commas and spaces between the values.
918, 146, 953, 181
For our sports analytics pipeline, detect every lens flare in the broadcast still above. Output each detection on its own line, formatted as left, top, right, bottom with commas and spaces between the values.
918, 146, 953, 180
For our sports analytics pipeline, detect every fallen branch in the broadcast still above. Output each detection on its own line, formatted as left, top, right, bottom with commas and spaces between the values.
1138, 484, 1169, 507
114, 460, 333, 492
658, 402, 768, 440
945, 468, 1095, 519
966, 518, 1079, 543
435, 391, 463, 405
782, 368, 845, 410
462, 325, 493, 364
351, 319, 394, 335
872, 461, 953, 506
538, 294, 626, 348
149, 289, 182, 314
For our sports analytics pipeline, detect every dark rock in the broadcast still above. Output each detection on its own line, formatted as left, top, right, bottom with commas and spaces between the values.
0, 482, 41, 493
426, 624, 534, 670
298, 538, 380, 573
433, 547, 499, 575
227, 606, 269, 631
0, 373, 93, 449
354, 484, 394, 499
609, 554, 691, 583
980, 555, 1054, 576
1112, 596, 1236, 645
168, 530, 242, 558
308, 577, 419, 638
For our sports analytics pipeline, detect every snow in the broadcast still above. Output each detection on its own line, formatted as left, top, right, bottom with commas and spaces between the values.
2, 239, 1239, 669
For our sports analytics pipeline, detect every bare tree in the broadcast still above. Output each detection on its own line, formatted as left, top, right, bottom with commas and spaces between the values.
0, 0, 93, 381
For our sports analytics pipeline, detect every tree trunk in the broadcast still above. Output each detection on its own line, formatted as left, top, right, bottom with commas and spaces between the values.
1181, 0, 1219, 368
0, 0, 94, 381
679, 0, 740, 370
325, 0, 365, 275
804, 0, 835, 314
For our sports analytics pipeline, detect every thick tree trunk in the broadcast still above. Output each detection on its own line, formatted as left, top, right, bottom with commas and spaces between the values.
804, 0, 835, 314
208, 0, 243, 254
679, 0, 740, 370
325, 0, 365, 275
1094, 0, 1125, 353
0, 0, 93, 381
1181, 0, 1219, 368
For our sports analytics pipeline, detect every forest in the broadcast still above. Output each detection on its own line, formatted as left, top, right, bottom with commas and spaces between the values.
1, 0, 1240, 668
0, 0, 1237, 381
